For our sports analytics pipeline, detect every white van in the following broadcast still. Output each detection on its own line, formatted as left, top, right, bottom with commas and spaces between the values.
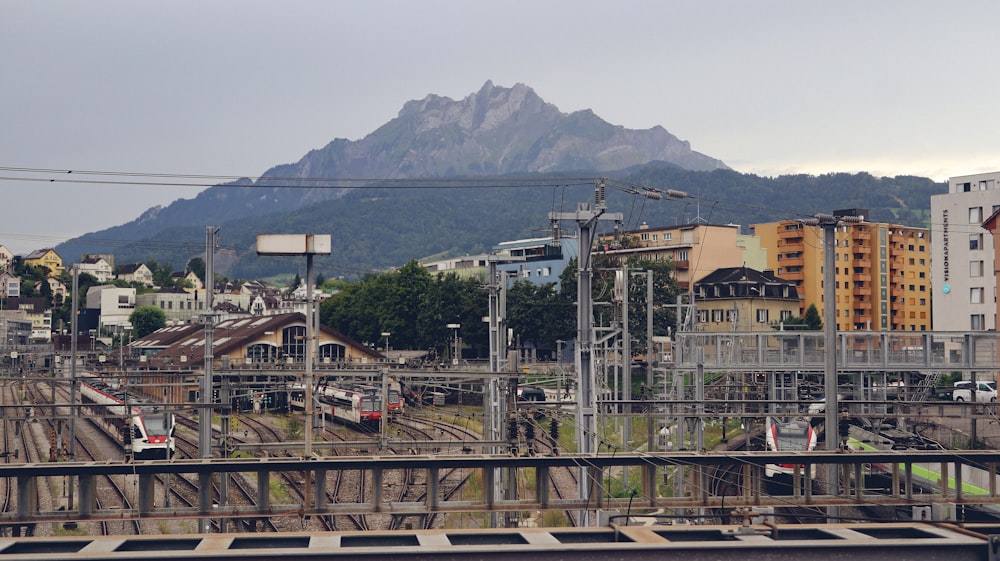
952, 381, 997, 403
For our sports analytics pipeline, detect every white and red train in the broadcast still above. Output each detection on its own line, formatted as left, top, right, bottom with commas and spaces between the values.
764, 416, 818, 477
290, 382, 395, 428
79, 372, 176, 460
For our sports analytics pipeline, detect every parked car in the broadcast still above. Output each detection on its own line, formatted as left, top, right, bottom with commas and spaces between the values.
952, 381, 997, 403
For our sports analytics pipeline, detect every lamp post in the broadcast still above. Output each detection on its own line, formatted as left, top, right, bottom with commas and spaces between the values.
381, 332, 391, 353
257, 234, 331, 521
447, 323, 461, 365
256, 234, 331, 459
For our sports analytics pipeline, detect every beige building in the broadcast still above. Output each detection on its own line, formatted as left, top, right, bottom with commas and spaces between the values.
692, 267, 800, 332
597, 222, 747, 289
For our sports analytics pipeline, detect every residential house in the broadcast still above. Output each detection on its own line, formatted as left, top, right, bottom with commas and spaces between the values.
76, 256, 114, 283
169, 270, 203, 291
116, 263, 155, 287
0, 270, 20, 298
47, 278, 67, 305
692, 267, 800, 332
0, 245, 13, 271
23, 248, 64, 277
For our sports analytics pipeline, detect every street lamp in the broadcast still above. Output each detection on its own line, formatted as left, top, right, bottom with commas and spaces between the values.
256, 234, 332, 460
381, 332, 391, 353
447, 323, 461, 365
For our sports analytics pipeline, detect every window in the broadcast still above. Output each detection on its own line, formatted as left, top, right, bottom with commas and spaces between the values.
640, 233, 649, 241
780, 310, 793, 321
971, 287, 985, 304
676, 250, 689, 261
698, 310, 709, 323
972, 314, 986, 330
971, 234, 984, 250
711, 309, 723, 323
970, 207, 983, 223
541, 267, 551, 276
664, 233, 672, 241
756, 309, 769, 323
971, 261, 984, 277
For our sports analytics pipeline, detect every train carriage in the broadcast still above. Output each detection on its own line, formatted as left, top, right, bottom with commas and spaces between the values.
764, 416, 817, 477
290, 383, 383, 429
78, 372, 176, 460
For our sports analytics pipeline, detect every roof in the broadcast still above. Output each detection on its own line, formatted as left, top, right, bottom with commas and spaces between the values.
130, 312, 382, 364
24, 248, 58, 260
4, 297, 47, 313
117, 263, 149, 275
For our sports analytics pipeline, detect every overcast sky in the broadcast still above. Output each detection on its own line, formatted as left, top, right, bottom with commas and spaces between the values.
2, 1, 997, 255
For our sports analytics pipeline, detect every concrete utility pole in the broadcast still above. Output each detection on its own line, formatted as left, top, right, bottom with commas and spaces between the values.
199, 226, 219, 534
549, 180, 622, 527
802, 211, 862, 523
486, 254, 524, 528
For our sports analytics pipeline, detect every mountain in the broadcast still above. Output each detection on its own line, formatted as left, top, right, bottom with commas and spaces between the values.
55, 82, 945, 280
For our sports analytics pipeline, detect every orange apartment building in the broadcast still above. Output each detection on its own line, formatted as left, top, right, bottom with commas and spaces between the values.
751, 215, 931, 331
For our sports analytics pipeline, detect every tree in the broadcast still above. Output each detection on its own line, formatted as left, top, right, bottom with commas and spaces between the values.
779, 304, 823, 331
320, 260, 487, 358
804, 304, 823, 330
129, 306, 167, 338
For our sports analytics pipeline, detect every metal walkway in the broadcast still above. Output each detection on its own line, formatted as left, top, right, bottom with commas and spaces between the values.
0, 523, 994, 560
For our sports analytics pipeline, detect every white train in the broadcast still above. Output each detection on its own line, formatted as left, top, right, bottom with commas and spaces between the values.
764, 416, 817, 477
79, 372, 176, 460
289, 383, 383, 428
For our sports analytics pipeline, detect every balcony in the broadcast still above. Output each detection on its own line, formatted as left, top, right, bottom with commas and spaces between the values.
853, 287, 872, 296
780, 257, 804, 267
778, 228, 805, 241
851, 231, 872, 241
852, 274, 871, 282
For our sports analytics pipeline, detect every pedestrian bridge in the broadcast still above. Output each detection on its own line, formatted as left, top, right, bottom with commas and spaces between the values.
672, 331, 1000, 373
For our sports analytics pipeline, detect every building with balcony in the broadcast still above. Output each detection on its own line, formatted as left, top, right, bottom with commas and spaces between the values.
23, 248, 63, 277
596, 222, 751, 289
752, 211, 930, 331
931, 172, 1000, 331
493, 237, 578, 288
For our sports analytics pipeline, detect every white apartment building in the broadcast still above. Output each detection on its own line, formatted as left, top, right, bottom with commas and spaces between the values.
930, 172, 1000, 331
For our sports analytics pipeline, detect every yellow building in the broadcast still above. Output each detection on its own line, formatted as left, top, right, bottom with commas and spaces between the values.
597, 222, 747, 289
23, 248, 64, 277
751, 216, 931, 331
